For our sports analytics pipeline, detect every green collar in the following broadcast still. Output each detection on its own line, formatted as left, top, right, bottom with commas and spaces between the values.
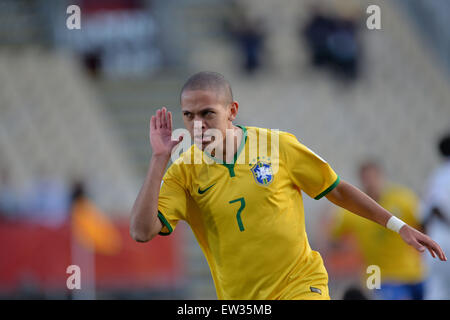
203, 124, 248, 177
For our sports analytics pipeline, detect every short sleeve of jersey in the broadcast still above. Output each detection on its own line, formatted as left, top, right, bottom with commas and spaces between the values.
281, 132, 340, 199
388, 188, 420, 229
157, 163, 190, 236
403, 195, 420, 229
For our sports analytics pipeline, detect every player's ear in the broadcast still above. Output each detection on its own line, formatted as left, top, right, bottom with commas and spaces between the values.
228, 101, 239, 121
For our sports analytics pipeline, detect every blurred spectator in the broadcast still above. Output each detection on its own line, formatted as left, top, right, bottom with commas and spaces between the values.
330, 161, 426, 300
342, 286, 368, 300
302, 7, 360, 80
421, 133, 450, 299
225, 1, 266, 74
0, 168, 19, 220
82, 47, 103, 78
70, 180, 121, 255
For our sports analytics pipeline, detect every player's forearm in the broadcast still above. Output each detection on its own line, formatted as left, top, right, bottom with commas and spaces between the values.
130, 154, 169, 242
325, 180, 391, 228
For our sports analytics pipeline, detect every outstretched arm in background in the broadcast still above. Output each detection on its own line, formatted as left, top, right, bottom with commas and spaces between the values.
326, 179, 447, 261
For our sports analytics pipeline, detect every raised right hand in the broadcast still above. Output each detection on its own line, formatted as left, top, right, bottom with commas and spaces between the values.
150, 107, 183, 157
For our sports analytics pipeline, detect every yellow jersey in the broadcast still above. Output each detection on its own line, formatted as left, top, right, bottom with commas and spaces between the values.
157, 125, 340, 299
332, 185, 425, 284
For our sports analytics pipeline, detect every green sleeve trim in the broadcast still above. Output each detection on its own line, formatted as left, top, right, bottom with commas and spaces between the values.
157, 211, 173, 236
314, 176, 340, 200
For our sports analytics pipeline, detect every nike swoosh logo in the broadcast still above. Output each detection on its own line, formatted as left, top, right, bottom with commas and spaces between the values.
198, 184, 215, 194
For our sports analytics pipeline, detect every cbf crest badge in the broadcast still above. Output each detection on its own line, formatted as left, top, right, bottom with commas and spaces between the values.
250, 161, 274, 186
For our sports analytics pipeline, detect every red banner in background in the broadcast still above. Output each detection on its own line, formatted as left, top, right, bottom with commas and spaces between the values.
0, 218, 185, 293
80, 0, 144, 14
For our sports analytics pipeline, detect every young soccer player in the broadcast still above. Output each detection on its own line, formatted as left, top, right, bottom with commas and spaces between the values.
130, 72, 446, 300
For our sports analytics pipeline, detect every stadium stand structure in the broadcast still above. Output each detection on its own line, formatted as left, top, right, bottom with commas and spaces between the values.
0, 48, 138, 214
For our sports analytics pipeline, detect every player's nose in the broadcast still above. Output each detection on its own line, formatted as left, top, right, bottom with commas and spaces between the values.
193, 119, 207, 131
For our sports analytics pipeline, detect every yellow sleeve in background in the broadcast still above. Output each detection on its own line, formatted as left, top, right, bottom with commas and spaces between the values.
331, 208, 352, 240
383, 186, 421, 229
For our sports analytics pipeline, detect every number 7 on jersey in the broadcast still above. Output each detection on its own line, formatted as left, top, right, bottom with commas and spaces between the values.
229, 197, 246, 232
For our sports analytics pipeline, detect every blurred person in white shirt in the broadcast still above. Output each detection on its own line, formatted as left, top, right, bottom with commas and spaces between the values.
421, 133, 450, 300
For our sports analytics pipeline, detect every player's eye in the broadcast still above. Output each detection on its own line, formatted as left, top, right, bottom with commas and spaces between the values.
203, 111, 214, 117
183, 112, 193, 120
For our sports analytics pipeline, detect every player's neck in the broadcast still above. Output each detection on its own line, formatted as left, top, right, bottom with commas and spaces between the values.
221, 125, 243, 163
